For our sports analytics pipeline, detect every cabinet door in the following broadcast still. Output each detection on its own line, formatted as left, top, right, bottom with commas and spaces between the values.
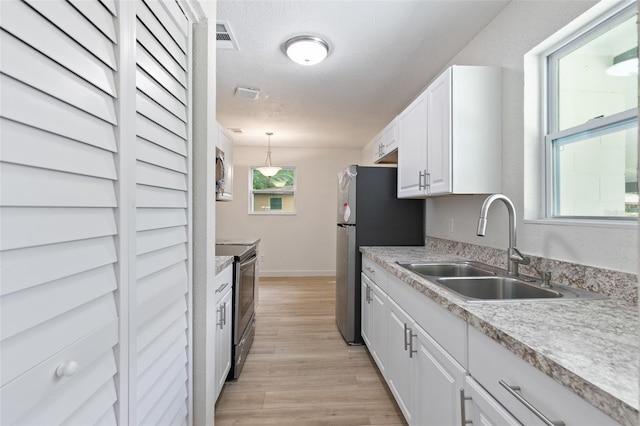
386, 298, 414, 423
382, 120, 399, 154
426, 68, 452, 195
361, 275, 372, 347
412, 322, 466, 426
216, 288, 233, 399
370, 281, 387, 375
371, 133, 384, 163
464, 376, 522, 426
397, 93, 427, 198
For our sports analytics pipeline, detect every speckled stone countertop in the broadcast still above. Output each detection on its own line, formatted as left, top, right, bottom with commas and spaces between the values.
216, 238, 261, 246
360, 246, 639, 426
215, 256, 233, 275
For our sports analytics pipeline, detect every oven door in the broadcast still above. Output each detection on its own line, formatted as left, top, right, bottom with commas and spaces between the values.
235, 254, 256, 343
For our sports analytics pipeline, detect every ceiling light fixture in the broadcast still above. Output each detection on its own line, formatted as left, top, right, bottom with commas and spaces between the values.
285, 35, 329, 66
606, 47, 638, 77
256, 132, 281, 177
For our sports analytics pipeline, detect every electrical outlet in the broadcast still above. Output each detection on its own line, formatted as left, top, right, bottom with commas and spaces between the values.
261, 255, 265, 262
448, 218, 455, 233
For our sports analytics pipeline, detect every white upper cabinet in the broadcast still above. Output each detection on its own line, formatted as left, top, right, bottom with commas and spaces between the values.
397, 93, 428, 197
372, 119, 399, 164
398, 65, 502, 198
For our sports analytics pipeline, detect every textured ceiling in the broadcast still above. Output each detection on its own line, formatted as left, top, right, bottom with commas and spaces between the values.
216, 0, 511, 149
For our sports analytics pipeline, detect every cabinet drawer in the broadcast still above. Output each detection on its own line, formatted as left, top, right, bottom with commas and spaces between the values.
468, 326, 619, 426
362, 256, 388, 291
214, 263, 233, 305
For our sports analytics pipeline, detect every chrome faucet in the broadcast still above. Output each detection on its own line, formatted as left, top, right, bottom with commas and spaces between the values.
476, 194, 529, 276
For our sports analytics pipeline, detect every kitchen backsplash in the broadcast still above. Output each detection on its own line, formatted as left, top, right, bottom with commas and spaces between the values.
424, 236, 638, 306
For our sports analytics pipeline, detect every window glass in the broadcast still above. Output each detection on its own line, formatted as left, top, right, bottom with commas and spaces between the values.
553, 14, 637, 131
546, 5, 638, 219
250, 167, 296, 214
552, 120, 637, 217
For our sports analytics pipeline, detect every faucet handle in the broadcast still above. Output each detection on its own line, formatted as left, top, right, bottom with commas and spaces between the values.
540, 271, 552, 288
509, 247, 530, 265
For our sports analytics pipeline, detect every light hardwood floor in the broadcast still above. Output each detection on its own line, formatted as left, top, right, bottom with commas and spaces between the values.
215, 277, 407, 426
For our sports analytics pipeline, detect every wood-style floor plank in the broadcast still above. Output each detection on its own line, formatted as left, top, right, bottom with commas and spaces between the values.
215, 277, 406, 426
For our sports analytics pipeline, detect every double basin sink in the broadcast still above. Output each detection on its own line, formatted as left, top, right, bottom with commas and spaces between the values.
397, 261, 606, 302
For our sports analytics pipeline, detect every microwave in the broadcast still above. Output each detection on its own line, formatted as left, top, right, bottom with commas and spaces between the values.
216, 147, 232, 201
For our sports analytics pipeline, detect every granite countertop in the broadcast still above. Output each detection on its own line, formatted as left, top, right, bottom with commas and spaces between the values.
216, 238, 261, 246
215, 256, 233, 275
360, 246, 639, 426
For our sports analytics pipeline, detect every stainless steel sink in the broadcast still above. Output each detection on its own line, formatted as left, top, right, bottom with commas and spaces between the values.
436, 276, 562, 301
397, 260, 607, 302
397, 261, 496, 278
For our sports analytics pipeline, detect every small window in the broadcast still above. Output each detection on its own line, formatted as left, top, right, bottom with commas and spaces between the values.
249, 167, 296, 214
546, 4, 637, 219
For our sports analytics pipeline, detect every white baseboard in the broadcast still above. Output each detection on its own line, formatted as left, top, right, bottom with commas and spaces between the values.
259, 269, 336, 277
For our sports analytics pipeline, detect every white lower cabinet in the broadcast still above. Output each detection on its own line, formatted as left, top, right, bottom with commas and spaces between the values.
361, 255, 622, 426
386, 298, 414, 422
361, 273, 388, 375
463, 375, 522, 426
413, 322, 466, 426
214, 264, 233, 401
468, 326, 620, 426
363, 272, 466, 426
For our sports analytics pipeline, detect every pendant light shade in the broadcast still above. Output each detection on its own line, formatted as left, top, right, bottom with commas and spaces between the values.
285, 35, 329, 66
256, 132, 281, 177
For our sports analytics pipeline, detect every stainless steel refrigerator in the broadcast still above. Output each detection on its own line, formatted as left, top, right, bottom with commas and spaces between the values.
335, 165, 424, 344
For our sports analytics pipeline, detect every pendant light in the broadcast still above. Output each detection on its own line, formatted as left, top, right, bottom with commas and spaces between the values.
256, 132, 281, 177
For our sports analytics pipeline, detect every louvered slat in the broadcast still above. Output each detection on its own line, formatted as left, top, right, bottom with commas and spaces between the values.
137, 161, 187, 190
0, 0, 116, 96
137, 114, 188, 156
137, 208, 187, 231
24, 0, 117, 70
137, 90, 187, 138
68, 0, 118, 43
137, 1, 186, 70
137, 136, 187, 173
137, 262, 188, 305
137, 185, 188, 208
1, 34, 117, 125
1, 119, 117, 179
62, 379, 118, 426
137, 227, 188, 256
136, 45, 187, 104
136, 339, 186, 399
0, 207, 117, 251
137, 19, 186, 87
142, 0, 187, 52
137, 67, 188, 122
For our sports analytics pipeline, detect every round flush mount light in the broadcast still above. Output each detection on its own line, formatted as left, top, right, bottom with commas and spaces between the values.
285, 35, 329, 66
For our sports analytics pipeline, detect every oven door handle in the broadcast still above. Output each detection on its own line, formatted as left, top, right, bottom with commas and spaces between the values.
240, 255, 257, 269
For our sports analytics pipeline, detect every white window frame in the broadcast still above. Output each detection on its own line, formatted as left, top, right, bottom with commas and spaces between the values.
248, 166, 297, 215
542, 2, 637, 220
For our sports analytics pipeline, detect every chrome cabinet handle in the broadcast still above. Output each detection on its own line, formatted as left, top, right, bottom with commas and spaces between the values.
459, 389, 472, 426
403, 323, 410, 351
222, 304, 227, 326
365, 266, 375, 275
426, 172, 431, 195
215, 282, 229, 293
217, 306, 224, 329
408, 328, 417, 358
418, 171, 425, 190
499, 380, 565, 426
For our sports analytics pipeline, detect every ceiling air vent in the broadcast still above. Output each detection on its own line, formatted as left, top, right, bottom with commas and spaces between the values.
235, 86, 261, 100
217, 22, 239, 50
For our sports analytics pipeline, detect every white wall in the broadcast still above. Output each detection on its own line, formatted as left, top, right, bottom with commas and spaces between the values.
191, 4, 217, 425
217, 146, 362, 276
422, 0, 637, 274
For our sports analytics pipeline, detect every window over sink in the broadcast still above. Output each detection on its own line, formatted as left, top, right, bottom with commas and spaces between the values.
544, 3, 637, 219
249, 166, 297, 214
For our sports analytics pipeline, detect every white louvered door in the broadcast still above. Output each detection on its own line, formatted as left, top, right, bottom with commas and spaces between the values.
134, 1, 192, 425
0, 0, 120, 424
1, 1, 196, 425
